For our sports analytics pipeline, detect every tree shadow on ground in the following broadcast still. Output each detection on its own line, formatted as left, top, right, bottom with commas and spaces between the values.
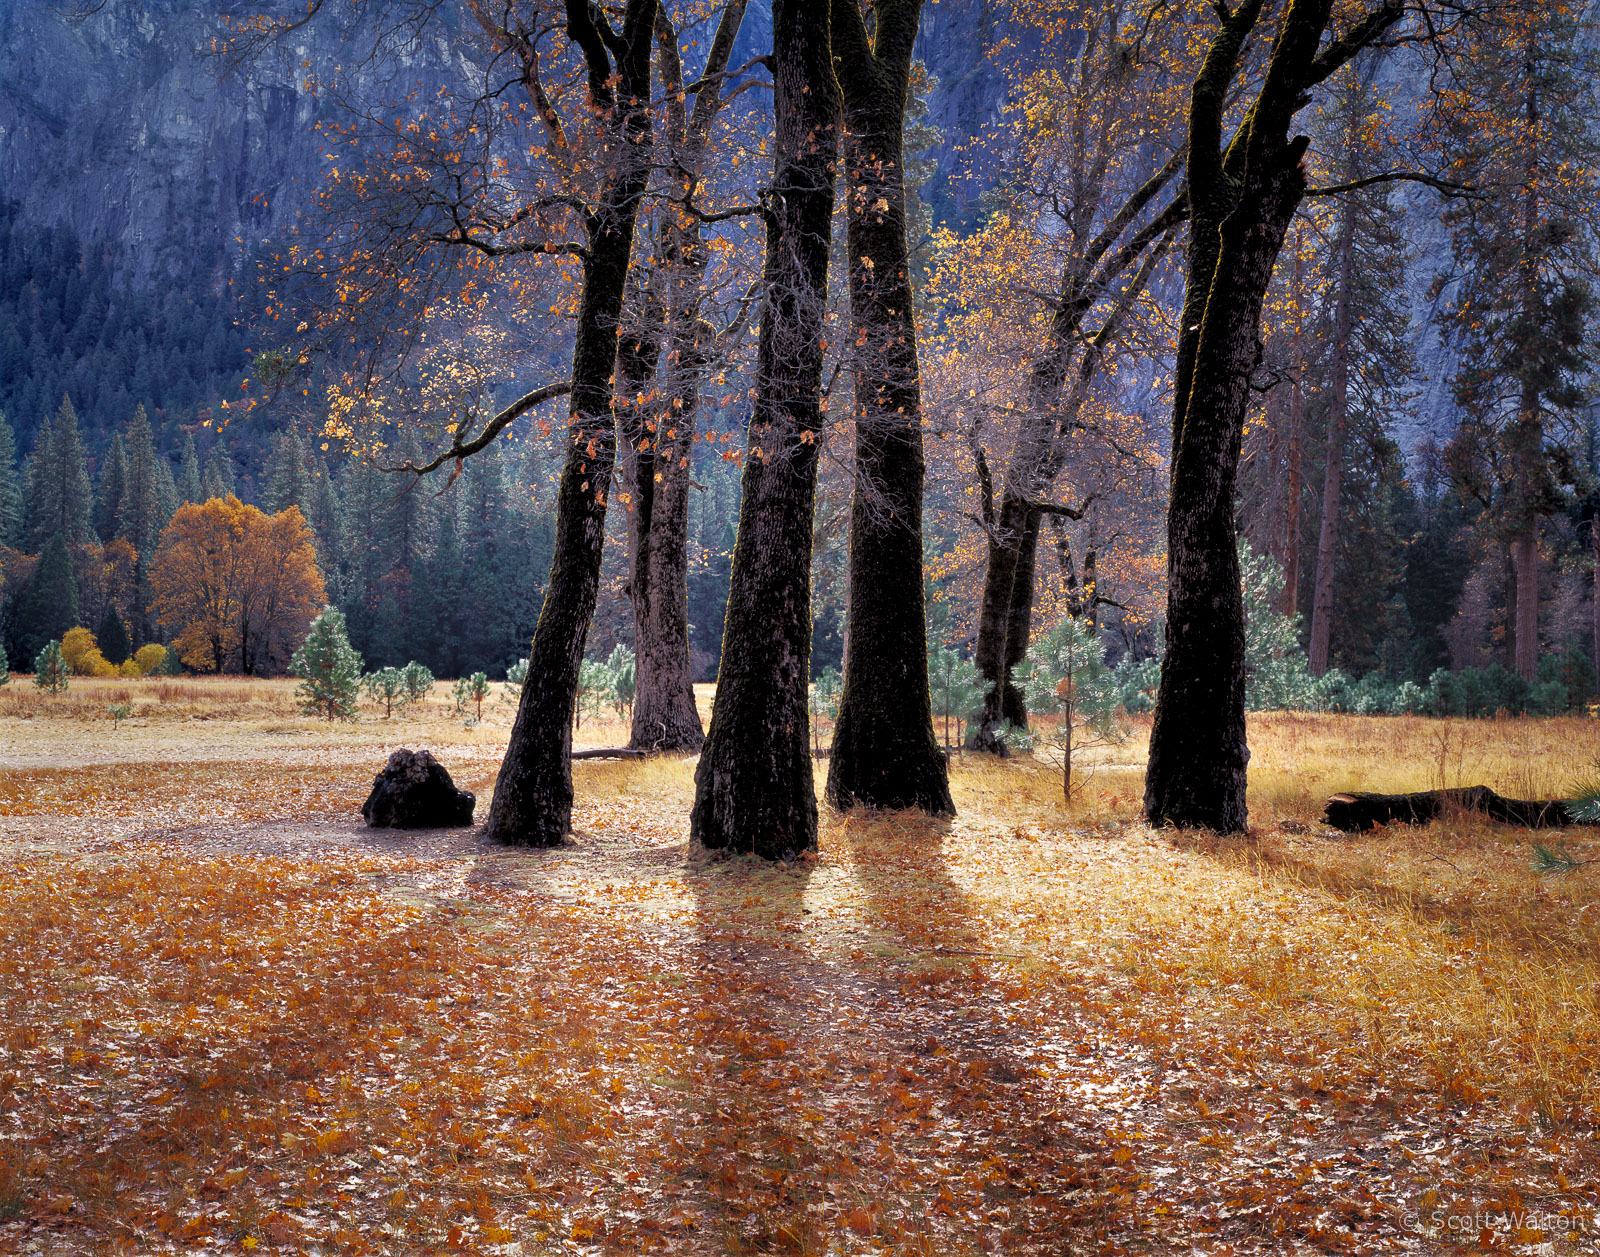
658, 807, 1146, 1255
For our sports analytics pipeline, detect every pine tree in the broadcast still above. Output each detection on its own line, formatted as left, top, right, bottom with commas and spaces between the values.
1431, 0, 1600, 679
26, 395, 93, 549
306, 457, 343, 568
413, 495, 463, 676
176, 434, 202, 504
201, 437, 235, 501
0, 410, 22, 547
96, 603, 131, 666
12, 532, 78, 662
33, 638, 69, 693
117, 405, 164, 557
93, 432, 127, 543
0, 639, 9, 686
155, 453, 179, 526
290, 607, 364, 720
264, 432, 313, 516
117, 405, 166, 643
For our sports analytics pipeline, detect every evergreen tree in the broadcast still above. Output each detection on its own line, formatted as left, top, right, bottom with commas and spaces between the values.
93, 432, 127, 543
0, 639, 9, 686
116, 405, 175, 644
155, 453, 179, 526
412, 494, 463, 677
33, 638, 69, 693
307, 457, 345, 594
96, 603, 131, 666
0, 410, 22, 546
1430, 0, 1600, 679
26, 395, 93, 549
201, 436, 235, 501
117, 405, 164, 559
290, 607, 363, 720
12, 531, 78, 661
264, 432, 313, 516
176, 434, 202, 504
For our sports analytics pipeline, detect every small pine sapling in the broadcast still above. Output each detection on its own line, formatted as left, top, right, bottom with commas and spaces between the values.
928, 646, 984, 753
108, 703, 132, 729
461, 672, 489, 720
605, 645, 636, 718
364, 667, 410, 718
34, 640, 69, 693
290, 608, 363, 720
501, 657, 528, 705
401, 661, 434, 706
576, 659, 610, 729
808, 667, 842, 755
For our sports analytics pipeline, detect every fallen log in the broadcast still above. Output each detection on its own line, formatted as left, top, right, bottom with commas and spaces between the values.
1324, 787, 1590, 833
569, 747, 652, 761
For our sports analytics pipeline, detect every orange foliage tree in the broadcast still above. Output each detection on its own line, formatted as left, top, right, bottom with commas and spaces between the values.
151, 497, 326, 675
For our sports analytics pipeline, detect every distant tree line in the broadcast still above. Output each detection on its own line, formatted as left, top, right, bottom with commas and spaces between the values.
0, 393, 747, 684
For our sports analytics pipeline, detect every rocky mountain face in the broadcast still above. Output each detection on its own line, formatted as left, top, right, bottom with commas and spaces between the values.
0, 0, 342, 285
0, 0, 1471, 456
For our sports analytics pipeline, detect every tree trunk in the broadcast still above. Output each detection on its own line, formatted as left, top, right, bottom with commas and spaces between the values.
1510, 83, 1542, 684
1280, 243, 1304, 618
616, 272, 707, 753
690, 0, 839, 858
825, 0, 951, 815
486, 0, 658, 847
1325, 786, 1584, 832
1592, 500, 1599, 693
1308, 122, 1357, 676
1145, 0, 1396, 832
628, 305, 708, 750
1512, 518, 1539, 681
616, 1, 750, 753
969, 495, 1034, 753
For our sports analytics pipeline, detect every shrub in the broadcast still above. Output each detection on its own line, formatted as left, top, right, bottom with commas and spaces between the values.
61, 626, 116, 677
290, 608, 363, 720
1537, 644, 1593, 713
132, 643, 171, 676
33, 640, 70, 693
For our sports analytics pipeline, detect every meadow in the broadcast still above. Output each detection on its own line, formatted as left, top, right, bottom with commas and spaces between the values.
0, 677, 1597, 1254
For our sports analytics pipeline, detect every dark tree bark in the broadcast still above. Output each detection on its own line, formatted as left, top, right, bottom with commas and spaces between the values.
690, 0, 840, 857
616, 0, 752, 753
1325, 787, 1588, 832
1308, 116, 1359, 676
486, 0, 659, 847
824, 0, 951, 815
1144, 0, 1402, 833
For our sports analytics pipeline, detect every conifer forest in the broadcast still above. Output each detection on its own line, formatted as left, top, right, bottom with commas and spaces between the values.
3, 0, 1600, 1250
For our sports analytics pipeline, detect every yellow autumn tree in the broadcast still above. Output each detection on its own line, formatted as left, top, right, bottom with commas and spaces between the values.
151, 497, 326, 675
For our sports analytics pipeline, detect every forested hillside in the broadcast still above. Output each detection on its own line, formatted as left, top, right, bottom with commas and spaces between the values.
1, 0, 1598, 726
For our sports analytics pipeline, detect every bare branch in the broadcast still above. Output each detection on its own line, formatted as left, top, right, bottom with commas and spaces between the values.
377, 381, 574, 476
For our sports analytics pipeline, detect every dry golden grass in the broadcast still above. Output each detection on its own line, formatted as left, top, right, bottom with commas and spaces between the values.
2, 692, 1600, 1251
